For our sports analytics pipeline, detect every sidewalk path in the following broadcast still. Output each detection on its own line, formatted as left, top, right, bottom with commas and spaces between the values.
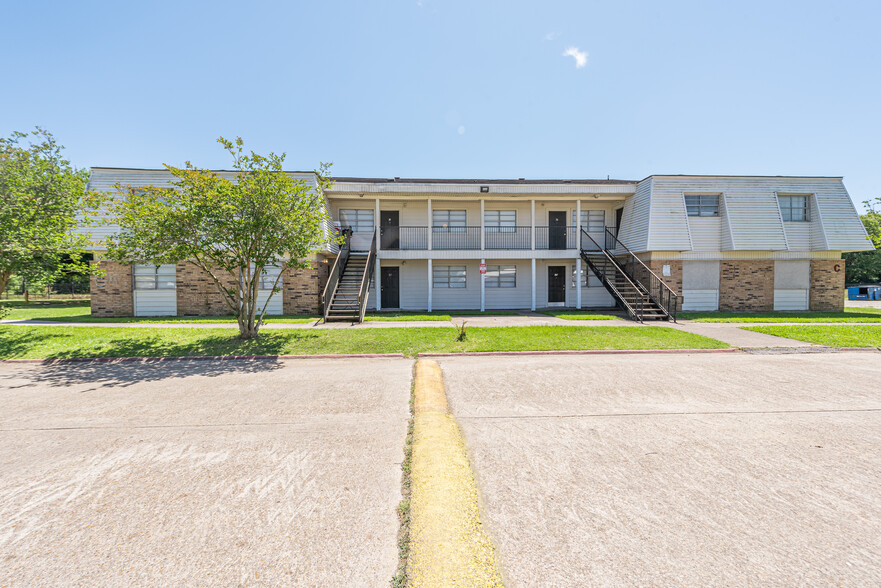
668, 322, 822, 348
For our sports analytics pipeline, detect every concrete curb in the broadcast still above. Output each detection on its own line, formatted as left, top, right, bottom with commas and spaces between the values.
418, 348, 738, 357
0, 353, 406, 364
408, 359, 504, 587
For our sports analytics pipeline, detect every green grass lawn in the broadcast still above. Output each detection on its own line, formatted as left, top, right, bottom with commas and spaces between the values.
679, 308, 881, 323
0, 301, 318, 323
0, 325, 728, 359
537, 310, 623, 320
742, 325, 881, 347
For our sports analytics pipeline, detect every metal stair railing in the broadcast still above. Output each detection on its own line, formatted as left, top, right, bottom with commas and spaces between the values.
603, 227, 678, 322
321, 229, 350, 322
580, 229, 645, 321
357, 229, 377, 323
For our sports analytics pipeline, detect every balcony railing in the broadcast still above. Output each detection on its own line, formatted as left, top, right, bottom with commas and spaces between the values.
361, 226, 615, 251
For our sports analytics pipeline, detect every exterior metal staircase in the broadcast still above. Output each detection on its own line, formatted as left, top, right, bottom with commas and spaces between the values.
321, 230, 376, 323
580, 228, 678, 322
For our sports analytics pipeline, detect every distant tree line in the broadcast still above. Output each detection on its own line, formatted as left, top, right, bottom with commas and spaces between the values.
845, 196, 881, 284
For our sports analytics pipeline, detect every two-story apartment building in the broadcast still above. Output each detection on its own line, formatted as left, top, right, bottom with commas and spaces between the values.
86, 168, 873, 320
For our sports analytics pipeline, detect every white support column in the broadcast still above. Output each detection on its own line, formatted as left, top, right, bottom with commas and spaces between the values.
427, 259, 433, 312
480, 257, 486, 312
480, 199, 485, 251
375, 257, 381, 311
576, 199, 582, 309
531, 258, 536, 311
375, 199, 380, 251
427, 198, 432, 251
530, 199, 536, 250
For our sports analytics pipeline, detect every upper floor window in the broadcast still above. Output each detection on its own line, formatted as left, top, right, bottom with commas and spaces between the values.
573, 209, 605, 231
133, 264, 176, 290
485, 265, 516, 288
684, 194, 720, 217
339, 209, 374, 232
433, 210, 467, 233
484, 210, 516, 233
778, 195, 810, 222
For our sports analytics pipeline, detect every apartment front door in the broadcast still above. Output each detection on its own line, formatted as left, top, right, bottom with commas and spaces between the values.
548, 266, 566, 305
549, 211, 567, 250
380, 210, 400, 250
380, 266, 400, 309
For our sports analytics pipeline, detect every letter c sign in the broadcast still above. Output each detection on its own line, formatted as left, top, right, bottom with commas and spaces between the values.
833, 264, 841, 272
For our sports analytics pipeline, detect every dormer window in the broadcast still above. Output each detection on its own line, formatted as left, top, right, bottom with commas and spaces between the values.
778, 194, 810, 222
685, 194, 720, 217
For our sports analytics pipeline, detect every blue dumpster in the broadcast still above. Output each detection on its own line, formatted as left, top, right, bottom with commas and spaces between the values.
871, 286, 881, 301
848, 286, 869, 300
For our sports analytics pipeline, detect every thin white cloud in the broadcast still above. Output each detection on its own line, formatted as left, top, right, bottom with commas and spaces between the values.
562, 46, 588, 68
457, 125, 466, 135
544, 32, 560, 41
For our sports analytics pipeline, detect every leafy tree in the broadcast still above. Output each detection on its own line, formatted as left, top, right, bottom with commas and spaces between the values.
103, 137, 333, 339
0, 128, 93, 298
845, 196, 881, 284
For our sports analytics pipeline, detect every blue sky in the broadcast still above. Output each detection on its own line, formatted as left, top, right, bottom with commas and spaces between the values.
3, 0, 879, 209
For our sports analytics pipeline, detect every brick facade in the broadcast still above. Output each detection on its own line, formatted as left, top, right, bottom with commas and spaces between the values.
283, 260, 329, 315
719, 261, 774, 312
809, 259, 846, 311
175, 263, 240, 316
646, 260, 683, 311
90, 261, 133, 317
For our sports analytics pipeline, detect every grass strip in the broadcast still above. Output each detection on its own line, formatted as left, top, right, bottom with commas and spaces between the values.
742, 325, 881, 347
0, 325, 728, 359
679, 309, 881, 323
537, 310, 623, 320
391, 364, 416, 588
0, 301, 318, 323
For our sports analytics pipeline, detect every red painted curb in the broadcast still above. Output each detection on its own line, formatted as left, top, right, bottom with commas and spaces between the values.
418, 348, 739, 357
0, 353, 406, 364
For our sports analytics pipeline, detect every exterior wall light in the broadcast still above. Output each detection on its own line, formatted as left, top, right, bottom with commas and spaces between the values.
480, 186, 489, 193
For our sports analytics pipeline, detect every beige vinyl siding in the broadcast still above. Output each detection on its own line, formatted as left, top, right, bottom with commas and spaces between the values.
813, 188, 872, 250
617, 178, 652, 252
484, 260, 532, 309
431, 261, 481, 310
782, 222, 812, 250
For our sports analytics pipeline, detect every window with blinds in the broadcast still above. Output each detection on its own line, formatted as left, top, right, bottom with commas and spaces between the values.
684, 194, 720, 217
778, 195, 810, 222
485, 265, 516, 288
433, 265, 467, 288
572, 265, 601, 287
259, 266, 283, 290
484, 210, 516, 233
432, 210, 467, 232
573, 210, 605, 232
339, 209, 375, 232
133, 264, 176, 290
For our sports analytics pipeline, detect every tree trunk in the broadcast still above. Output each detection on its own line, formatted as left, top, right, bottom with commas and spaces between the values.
0, 271, 11, 297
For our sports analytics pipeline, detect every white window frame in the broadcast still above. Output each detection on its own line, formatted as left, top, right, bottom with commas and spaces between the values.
485, 265, 516, 288
572, 265, 602, 288
433, 265, 467, 288
573, 209, 605, 232
259, 265, 283, 291
339, 209, 375, 232
133, 264, 176, 290
484, 210, 517, 233
684, 194, 720, 217
778, 194, 810, 222
432, 210, 467, 233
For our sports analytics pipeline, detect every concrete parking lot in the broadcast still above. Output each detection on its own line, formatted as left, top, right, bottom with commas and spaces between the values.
0, 358, 412, 586
439, 352, 881, 586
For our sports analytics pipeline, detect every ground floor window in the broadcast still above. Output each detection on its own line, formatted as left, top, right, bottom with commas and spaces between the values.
133, 264, 176, 290
572, 265, 601, 287
433, 265, 466, 288
259, 265, 283, 290
485, 265, 516, 288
